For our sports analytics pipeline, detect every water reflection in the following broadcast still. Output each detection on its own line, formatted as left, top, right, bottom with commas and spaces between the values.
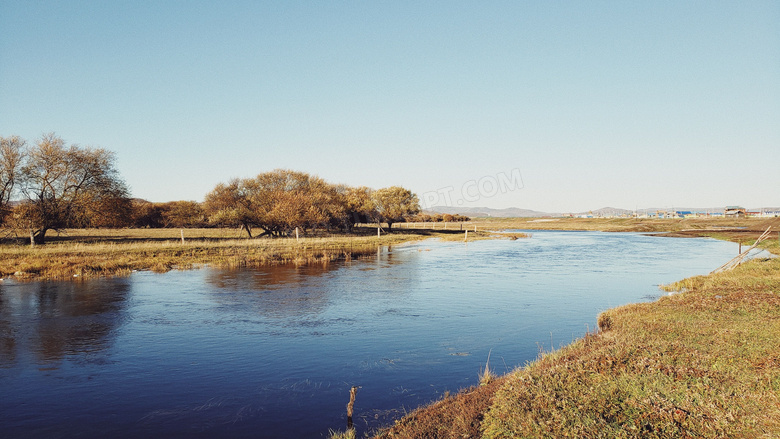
205, 264, 340, 319
0, 278, 130, 367
203, 246, 411, 321
0, 292, 15, 364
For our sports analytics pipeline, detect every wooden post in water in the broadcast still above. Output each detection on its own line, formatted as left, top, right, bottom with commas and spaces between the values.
739, 241, 742, 254
347, 386, 359, 430
465, 230, 468, 241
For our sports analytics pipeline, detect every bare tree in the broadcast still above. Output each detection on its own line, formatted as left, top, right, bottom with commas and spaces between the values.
0, 135, 26, 224
17, 133, 129, 244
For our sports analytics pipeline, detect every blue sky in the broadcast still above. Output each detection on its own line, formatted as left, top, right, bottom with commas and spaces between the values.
1, 1, 778, 212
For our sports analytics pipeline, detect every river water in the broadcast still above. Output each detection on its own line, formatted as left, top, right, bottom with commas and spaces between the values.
0, 231, 737, 438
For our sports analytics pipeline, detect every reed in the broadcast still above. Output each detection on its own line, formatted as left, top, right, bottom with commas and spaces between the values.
328, 429, 356, 439
479, 349, 497, 386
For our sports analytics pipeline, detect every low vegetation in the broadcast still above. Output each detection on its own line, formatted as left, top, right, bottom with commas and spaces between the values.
0, 228, 431, 280
480, 255, 780, 438
375, 220, 780, 438
468, 216, 768, 235
0, 227, 493, 281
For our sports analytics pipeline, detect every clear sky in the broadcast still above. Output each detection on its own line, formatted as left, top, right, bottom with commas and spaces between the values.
1, 1, 778, 212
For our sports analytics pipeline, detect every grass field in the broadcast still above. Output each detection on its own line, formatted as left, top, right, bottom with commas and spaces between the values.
468, 216, 776, 235
0, 226, 497, 281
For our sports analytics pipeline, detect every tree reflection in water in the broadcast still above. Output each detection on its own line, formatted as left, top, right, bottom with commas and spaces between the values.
0, 278, 131, 367
203, 246, 412, 321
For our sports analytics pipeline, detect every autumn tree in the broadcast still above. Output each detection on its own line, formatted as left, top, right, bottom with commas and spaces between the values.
205, 170, 354, 237
203, 178, 263, 237
160, 201, 206, 228
257, 169, 348, 234
82, 195, 134, 228
255, 170, 319, 234
0, 135, 25, 224
373, 186, 420, 229
130, 199, 164, 228
17, 133, 130, 244
205, 171, 420, 236
339, 185, 377, 230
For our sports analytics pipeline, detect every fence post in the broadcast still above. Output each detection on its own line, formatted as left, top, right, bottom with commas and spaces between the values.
347, 386, 359, 430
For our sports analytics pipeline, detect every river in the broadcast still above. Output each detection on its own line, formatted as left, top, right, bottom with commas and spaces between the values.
0, 231, 737, 438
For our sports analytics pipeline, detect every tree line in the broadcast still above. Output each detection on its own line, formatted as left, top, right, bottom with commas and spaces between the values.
1, 133, 457, 244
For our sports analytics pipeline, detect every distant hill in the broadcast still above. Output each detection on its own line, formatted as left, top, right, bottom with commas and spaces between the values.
572, 207, 633, 217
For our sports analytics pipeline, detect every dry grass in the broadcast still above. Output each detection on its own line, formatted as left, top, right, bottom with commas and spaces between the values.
0, 227, 437, 281
470, 216, 780, 236
329, 428, 357, 439
481, 255, 780, 438
375, 378, 508, 439
478, 350, 497, 386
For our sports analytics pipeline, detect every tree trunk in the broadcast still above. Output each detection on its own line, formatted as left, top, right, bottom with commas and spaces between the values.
32, 228, 48, 245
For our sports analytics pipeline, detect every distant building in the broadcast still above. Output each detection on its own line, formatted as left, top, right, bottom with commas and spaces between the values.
725, 206, 746, 217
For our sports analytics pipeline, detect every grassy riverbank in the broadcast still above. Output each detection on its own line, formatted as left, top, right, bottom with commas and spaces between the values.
469, 216, 773, 235
0, 227, 488, 281
374, 220, 780, 438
